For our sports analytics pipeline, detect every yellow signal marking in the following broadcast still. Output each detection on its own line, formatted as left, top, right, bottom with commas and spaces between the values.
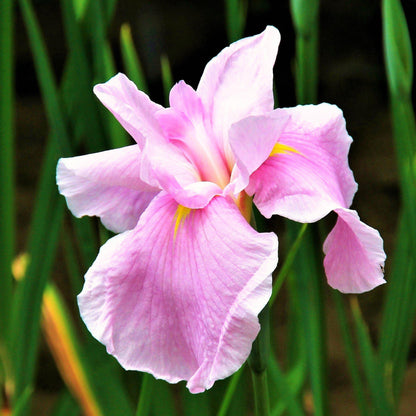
174, 205, 192, 239
269, 142, 300, 157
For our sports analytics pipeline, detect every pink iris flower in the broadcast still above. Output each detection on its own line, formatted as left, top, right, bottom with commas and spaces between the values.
56, 26, 386, 393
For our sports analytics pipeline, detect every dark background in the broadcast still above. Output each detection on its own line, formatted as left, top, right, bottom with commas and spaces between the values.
12, 0, 415, 414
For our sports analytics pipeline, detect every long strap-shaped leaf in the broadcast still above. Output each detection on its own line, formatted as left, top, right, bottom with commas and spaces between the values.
380, 0, 416, 405
0, 0, 15, 377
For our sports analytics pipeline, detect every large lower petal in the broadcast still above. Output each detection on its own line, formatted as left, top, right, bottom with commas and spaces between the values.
78, 192, 278, 392
197, 26, 280, 164
249, 103, 358, 222
93, 73, 165, 147
56, 145, 159, 233
323, 208, 386, 293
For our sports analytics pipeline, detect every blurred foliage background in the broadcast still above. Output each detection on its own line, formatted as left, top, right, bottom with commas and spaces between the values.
2, 0, 416, 415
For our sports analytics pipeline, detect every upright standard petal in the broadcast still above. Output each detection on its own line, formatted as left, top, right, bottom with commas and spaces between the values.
248, 103, 357, 222
197, 26, 280, 164
78, 193, 278, 393
93, 73, 164, 147
227, 112, 290, 195
57, 145, 159, 233
323, 208, 386, 293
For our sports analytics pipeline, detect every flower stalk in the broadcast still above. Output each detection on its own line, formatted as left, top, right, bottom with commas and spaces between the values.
248, 305, 271, 416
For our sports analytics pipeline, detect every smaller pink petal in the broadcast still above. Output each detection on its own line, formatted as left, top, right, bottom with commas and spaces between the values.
227, 112, 290, 195
249, 103, 357, 222
93, 73, 164, 147
78, 192, 278, 393
56, 145, 159, 233
323, 208, 386, 293
169, 81, 204, 121
141, 136, 222, 209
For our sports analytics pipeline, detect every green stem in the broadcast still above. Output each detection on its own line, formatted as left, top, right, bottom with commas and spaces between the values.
248, 306, 270, 416
217, 364, 245, 416
270, 223, 307, 306
135, 373, 154, 416
250, 371, 270, 416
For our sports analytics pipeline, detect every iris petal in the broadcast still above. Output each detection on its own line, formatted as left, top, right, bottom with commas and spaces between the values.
56, 145, 159, 233
78, 192, 278, 392
248, 103, 357, 222
323, 208, 386, 293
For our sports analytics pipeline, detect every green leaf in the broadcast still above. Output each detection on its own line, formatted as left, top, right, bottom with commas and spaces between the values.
0, 0, 15, 371
350, 298, 395, 416
290, 0, 319, 104
217, 365, 245, 416
382, 0, 413, 97
287, 225, 327, 416
161, 54, 174, 106
18, 0, 72, 156
10, 133, 64, 415
86, 0, 129, 148
135, 374, 154, 416
268, 353, 305, 416
270, 224, 307, 306
51, 391, 80, 416
224, 0, 247, 42
120, 23, 149, 93
333, 293, 370, 416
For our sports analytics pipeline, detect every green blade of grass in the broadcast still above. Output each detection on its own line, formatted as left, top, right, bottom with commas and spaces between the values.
120, 23, 149, 93
287, 224, 327, 416
151, 381, 177, 416
18, 0, 72, 156
217, 365, 245, 416
72, 0, 90, 20
61, 0, 107, 152
224, 0, 247, 42
13, 0, 74, 408
380, 0, 416, 405
51, 391, 80, 416
135, 374, 154, 416
350, 298, 395, 416
270, 224, 307, 306
10, 137, 64, 413
290, 0, 320, 104
382, 0, 413, 98
161, 54, 174, 106
86, 0, 128, 149
0, 0, 15, 386
332, 292, 370, 416
268, 353, 305, 416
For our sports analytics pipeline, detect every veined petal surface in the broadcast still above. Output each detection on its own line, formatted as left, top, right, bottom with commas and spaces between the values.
78, 193, 278, 392
228, 112, 290, 195
93, 73, 164, 147
249, 103, 358, 222
197, 26, 280, 164
57, 145, 159, 233
323, 208, 386, 293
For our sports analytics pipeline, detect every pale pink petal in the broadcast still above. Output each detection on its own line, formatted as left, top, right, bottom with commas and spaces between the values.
197, 26, 280, 163
156, 82, 230, 189
323, 208, 386, 293
56, 145, 159, 233
141, 136, 223, 209
249, 103, 358, 222
227, 112, 290, 195
169, 80, 204, 121
78, 192, 278, 392
93, 73, 164, 147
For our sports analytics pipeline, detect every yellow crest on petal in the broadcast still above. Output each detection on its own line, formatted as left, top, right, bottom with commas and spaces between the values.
269, 142, 300, 157
174, 205, 192, 239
